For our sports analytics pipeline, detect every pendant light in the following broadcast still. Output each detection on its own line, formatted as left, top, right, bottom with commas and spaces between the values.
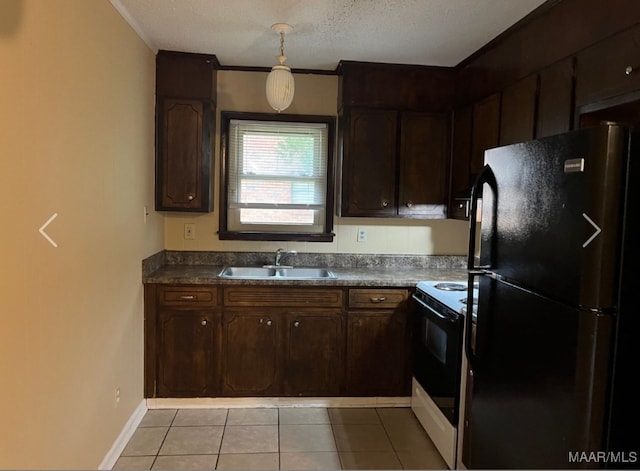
266, 23, 295, 112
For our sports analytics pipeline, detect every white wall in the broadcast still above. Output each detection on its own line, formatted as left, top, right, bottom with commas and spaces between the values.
0, 1, 162, 467
164, 70, 470, 255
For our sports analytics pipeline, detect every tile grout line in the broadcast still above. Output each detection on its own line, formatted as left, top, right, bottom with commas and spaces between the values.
150, 409, 178, 470
375, 407, 406, 470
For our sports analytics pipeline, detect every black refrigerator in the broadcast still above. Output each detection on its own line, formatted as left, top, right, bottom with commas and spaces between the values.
462, 123, 639, 469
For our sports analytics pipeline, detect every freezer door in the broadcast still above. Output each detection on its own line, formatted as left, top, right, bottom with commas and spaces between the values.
479, 124, 629, 308
462, 277, 614, 469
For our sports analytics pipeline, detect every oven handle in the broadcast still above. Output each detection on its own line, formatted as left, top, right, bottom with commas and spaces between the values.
411, 294, 459, 324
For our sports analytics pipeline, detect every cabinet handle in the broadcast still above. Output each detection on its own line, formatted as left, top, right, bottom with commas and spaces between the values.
179, 295, 196, 300
187, 194, 194, 201
381, 200, 389, 208
201, 319, 207, 326
625, 66, 633, 76
406, 201, 413, 208
266, 319, 273, 326
293, 320, 300, 327
370, 296, 386, 303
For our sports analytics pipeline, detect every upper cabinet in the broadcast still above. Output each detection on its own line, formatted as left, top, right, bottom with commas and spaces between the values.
155, 51, 218, 212
575, 24, 640, 107
337, 61, 454, 218
340, 108, 398, 217
536, 58, 575, 138
448, 1, 640, 220
499, 74, 538, 146
339, 108, 450, 218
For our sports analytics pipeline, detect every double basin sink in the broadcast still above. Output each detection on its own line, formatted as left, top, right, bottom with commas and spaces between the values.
218, 265, 336, 280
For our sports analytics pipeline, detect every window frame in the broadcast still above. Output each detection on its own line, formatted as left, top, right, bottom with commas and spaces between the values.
219, 111, 336, 242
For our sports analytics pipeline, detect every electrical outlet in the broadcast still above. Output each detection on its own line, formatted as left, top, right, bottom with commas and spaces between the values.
115, 387, 120, 407
143, 206, 149, 224
184, 223, 195, 240
357, 227, 367, 242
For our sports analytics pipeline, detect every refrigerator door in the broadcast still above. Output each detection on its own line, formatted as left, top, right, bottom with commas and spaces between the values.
462, 276, 614, 469
479, 124, 629, 309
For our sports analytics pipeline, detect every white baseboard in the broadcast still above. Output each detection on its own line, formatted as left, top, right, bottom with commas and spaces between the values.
99, 400, 147, 470
146, 396, 411, 409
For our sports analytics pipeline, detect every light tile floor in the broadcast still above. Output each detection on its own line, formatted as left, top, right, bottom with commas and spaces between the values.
112, 407, 448, 470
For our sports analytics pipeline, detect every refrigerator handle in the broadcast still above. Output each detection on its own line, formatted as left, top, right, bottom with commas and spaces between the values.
465, 271, 480, 369
467, 164, 497, 271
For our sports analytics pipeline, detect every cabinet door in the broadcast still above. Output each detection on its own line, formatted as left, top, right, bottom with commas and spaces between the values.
156, 51, 216, 99
576, 24, 640, 107
471, 93, 501, 177
536, 58, 575, 138
156, 98, 213, 212
346, 310, 409, 396
499, 74, 538, 146
156, 310, 219, 397
283, 312, 344, 396
398, 112, 449, 217
341, 108, 397, 216
222, 312, 280, 396
449, 105, 473, 220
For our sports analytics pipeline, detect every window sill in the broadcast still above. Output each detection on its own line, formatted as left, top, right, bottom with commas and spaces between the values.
218, 231, 335, 242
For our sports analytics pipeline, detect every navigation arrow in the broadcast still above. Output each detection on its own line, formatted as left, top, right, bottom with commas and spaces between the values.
39, 213, 59, 248
582, 213, 601, 248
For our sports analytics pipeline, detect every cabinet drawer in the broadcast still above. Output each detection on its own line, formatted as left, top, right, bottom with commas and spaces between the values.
348, 289, 409, 309
224, 287, 343, 308
158, 285, 217, 307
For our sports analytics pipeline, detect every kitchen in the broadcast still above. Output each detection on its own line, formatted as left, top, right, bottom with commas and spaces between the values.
1, 0, 639, 469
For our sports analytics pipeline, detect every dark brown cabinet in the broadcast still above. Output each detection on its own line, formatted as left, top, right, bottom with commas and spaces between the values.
283, 312, 343, 396
447, 94, 500, 221
156, 98, 213, 211
449, 105, 473, 220
575, 24, 640, 107
346, 289, 411, 396
398, 112, 450, 217
222, 311, 280, 396
147, 285, 221, 398
470, 93, 501, 177
499, 74, 538, 146
536, 58, 575, 138
340, 108, 398, 217
338, 61, 454, 219
146, 283, 414, 398
157, 310, 219, 397
220, 287, 344, 397
339, 108, 450, 218
155, 51, 217, 212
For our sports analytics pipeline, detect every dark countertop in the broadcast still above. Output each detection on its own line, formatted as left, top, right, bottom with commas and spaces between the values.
143, 264, 468, 288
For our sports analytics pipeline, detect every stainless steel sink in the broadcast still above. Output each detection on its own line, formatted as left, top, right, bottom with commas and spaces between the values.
217, 266, 335, 280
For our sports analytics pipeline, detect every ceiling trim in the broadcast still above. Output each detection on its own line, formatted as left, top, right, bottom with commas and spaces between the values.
110, 0, 158, 53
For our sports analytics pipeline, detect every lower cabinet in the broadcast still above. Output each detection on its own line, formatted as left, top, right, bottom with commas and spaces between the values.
221, 287, 344, 397
145, 284, 412, 398
222, 311, 281, 396
157, 310, 220, 397
149, 284, 221, 397
283, 311, 343, 396
346, 289, 411, 396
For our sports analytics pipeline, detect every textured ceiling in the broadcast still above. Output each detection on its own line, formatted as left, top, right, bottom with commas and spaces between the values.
111, 0, 548, 70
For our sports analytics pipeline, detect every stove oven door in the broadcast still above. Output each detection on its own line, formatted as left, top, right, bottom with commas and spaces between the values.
412, 294, 464, 425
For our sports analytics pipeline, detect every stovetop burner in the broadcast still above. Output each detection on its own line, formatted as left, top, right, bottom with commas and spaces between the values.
434, 282, 467, 291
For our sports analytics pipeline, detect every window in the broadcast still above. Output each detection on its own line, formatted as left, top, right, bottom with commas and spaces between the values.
219, 112, 335, 241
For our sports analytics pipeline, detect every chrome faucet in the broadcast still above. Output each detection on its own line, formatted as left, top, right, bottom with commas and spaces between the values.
275, 248, 297, 267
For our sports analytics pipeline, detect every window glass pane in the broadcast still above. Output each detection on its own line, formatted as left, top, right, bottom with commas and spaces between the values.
227, 118, 329, 231
240, 208, 315, 225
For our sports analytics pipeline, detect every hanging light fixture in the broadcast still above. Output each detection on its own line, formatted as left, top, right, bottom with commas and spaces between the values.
266, 23, 295, 112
